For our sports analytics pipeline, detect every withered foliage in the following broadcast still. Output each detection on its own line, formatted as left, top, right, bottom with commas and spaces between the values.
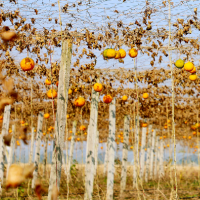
34, 180, 47, 200
0, 77, 18, 110
3, 133, 12, 146
18, 126, 28, 145
0, 2, 198, 152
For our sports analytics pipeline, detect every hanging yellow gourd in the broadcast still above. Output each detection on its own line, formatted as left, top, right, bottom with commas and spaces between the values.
47, 89, 57, 99
129, 48, 138, 58
20, 57, 35, 71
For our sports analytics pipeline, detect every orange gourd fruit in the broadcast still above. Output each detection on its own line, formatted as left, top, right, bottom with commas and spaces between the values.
143, 93, 149, 99
93, 83, 103, 92
142, 123, 147, 127
45, 79, 51, 85
119, 49, 126, 58
80, 125, 86, 131
191, 125, 196, 130
68, 89, 72, 95
190, 66, 196, 73
184, 62, 194, 71
47, 89, 57, 99
44, 113, 50, 119
56, 81, 59, 87
129, 48, 138, 58
103, 95, 112, 104
101, 146, 103, 149
74, 97, 85, 107
115, 51, 121, 59
193, 132, 196, 135
20, 57, 35, 71
122, 95, 128, 101
107, 49, 116, 58
189, 74, 197, 81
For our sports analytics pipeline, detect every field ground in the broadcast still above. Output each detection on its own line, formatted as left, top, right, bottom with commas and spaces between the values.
1, 164, 200, 199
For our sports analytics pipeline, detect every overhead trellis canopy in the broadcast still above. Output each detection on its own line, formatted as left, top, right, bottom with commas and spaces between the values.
0, 1, 200, 200
0, 0, 199, 141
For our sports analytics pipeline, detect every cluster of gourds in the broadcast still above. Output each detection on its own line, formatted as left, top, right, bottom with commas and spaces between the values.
19, 47, 148, 111
20, 57, 58, 99
175, 59, 197, 81
80, 125, 86, 131
191, 123, 200, 131
103, 48, 138, 59
67, 125, 87, 142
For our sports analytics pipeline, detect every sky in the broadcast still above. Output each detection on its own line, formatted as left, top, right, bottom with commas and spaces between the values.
6, 136, 200, 164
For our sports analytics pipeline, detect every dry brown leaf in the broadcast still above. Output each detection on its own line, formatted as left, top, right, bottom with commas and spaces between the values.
3, 134, 12, 146
0, 31, 16, 41
35, 180, 46, 200
0, 98, 14, 110
19, 126, 28, 145
9, 91, 18, 100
